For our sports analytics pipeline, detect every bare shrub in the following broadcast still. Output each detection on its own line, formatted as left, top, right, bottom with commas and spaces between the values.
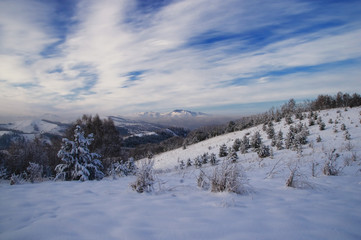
197, 170, 209, 190
323, 149, 341, 176
130, 159, 155, 193
265, 158, 284, 179
286, 161, 312, 188
344, 152, 358, 166
210, 160, 249, 194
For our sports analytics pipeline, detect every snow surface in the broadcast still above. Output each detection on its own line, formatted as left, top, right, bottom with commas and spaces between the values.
1, 107, 361, 240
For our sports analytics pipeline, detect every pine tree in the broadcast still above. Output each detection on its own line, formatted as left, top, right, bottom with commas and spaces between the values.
250, 131, 262, 151
232, 138, 241, 151
266, 125, 275, 139
55, 125, 104, 181
219, 144, 228, 157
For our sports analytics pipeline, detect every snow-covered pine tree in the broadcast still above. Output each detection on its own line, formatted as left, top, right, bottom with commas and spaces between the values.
55, 125, 104, 181
239, 135, 250, 154
232, 138, 241, 152
250, 131, 262, 151
266, 125, 275, 139
219, 144, 228, 157
257, 144, 271, 158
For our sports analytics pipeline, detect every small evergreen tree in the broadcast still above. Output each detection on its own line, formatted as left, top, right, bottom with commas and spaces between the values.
202, 153, 209, 164
257, 144, 271, 158
194, 156, 202, 168
186, 158, 192, 167
266, 125, 275, 139
55, 125, 104, 181
227, 148, 238, 163
250, 131, 262, 151
210, 153, 218, 165
239, 135, 250, 154
232, 138, 241, 152
219, 144, 228, 157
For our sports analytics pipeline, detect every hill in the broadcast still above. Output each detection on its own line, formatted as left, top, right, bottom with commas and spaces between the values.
1, 106, 360, 239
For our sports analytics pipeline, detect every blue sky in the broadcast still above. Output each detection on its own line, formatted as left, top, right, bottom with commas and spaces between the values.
0, 0, 361, 120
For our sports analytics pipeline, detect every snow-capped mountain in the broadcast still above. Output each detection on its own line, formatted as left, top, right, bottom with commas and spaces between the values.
132, 109, 208, 119
126, 109, 226, 129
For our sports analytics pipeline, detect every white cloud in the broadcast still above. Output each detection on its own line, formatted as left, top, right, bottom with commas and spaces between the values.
0, 0, 360, 119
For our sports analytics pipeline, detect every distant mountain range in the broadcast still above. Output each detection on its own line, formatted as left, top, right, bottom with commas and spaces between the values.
124, 109, 225, 129
130, 109, 209, 119
0, 110, 231, 144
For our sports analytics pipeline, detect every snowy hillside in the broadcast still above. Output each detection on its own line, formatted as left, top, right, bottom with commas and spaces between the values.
0, 119, 67, 135
1, 107, 361, 240
151, 107, 361, 171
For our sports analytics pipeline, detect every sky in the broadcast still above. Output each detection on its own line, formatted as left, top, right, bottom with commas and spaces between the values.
0, 0, 361, 121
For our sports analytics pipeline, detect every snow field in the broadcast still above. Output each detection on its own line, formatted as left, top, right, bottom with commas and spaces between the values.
1, 107, 361, 239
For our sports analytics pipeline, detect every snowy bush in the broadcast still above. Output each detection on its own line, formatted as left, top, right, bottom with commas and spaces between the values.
227, 148, 238, 163
10, 173, 26, 185
323, 149, 341, 176
201, 153, 209, 164
55, 125, 104, 181
197, 170, 209, 190
219, 144, 228, 157
210, 160, 248, 194
26, 162, 43, 183
109, 158, 137, 178
131, 159, 155, 193
194, 156, 202, 168
257, 144, 271, 158
209, 153, 218, 165
0, 167, 7, 179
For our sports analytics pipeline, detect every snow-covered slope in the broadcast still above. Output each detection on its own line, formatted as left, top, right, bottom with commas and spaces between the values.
151, 107, 361, 170
0, 119, 68, 135
1, 107, 360, 240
